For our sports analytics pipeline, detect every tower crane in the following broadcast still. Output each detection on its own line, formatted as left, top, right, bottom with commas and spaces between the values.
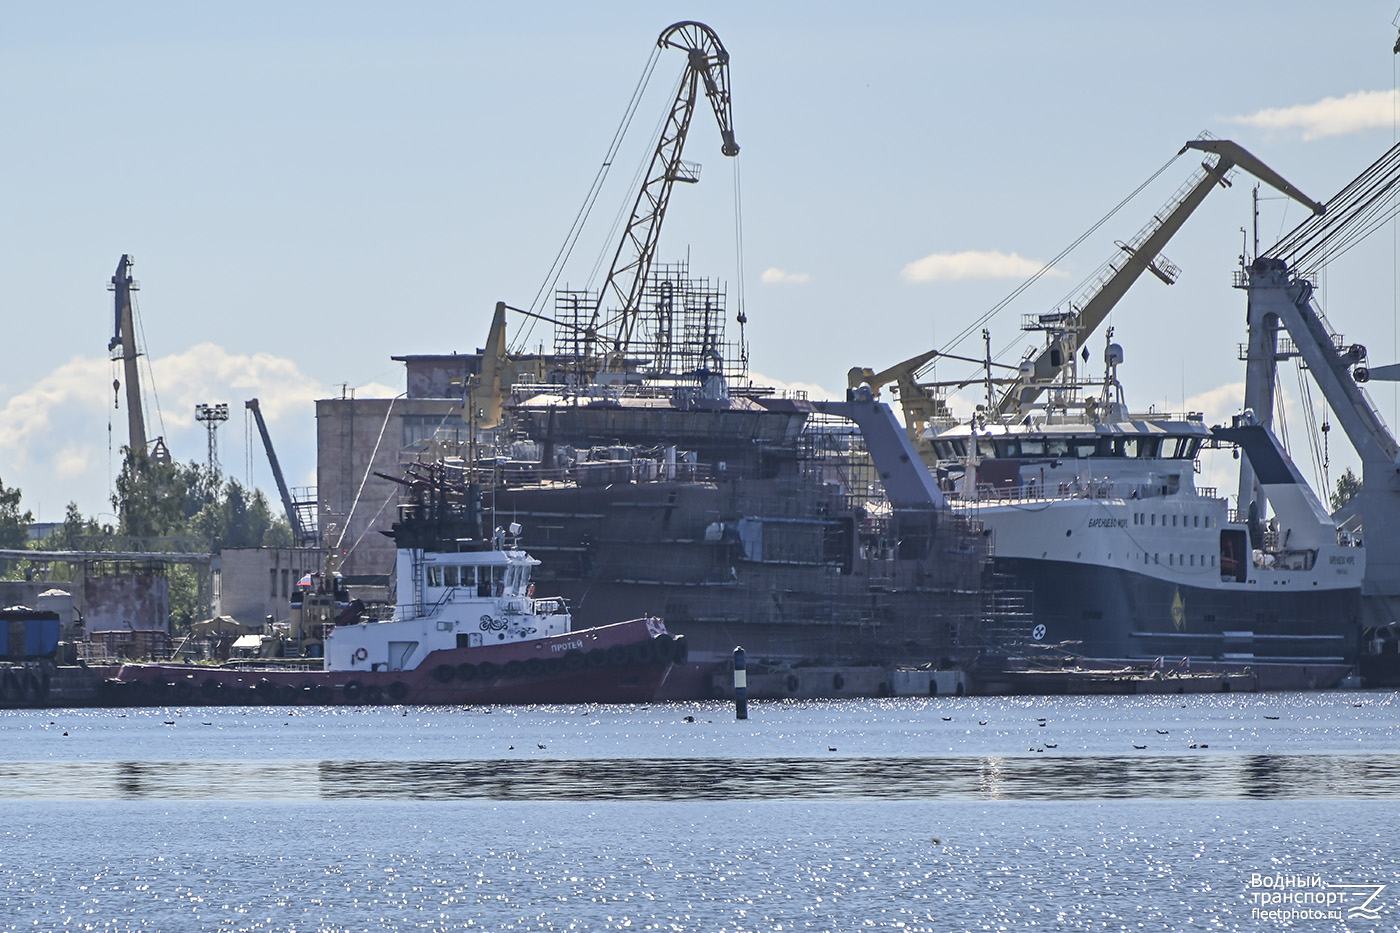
585, 20, 739, 374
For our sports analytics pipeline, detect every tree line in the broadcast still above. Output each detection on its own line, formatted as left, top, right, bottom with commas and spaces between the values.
0, 448, 292, 628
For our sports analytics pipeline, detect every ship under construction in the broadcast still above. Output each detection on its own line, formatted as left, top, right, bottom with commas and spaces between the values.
314, 23, 991, 691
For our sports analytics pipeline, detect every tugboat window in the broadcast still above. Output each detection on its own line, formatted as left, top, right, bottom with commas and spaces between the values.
427, 566, 443, 587
444, 566, 459, 588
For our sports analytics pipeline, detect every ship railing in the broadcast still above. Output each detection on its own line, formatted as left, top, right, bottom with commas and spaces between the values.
497, 460, 719, 487
960, 478, 1218, 505
530, 597, 568, 617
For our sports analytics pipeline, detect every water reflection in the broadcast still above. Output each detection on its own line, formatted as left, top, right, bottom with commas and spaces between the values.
3, 754, 1399, 801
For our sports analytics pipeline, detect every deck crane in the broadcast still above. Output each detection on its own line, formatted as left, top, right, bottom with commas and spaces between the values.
246, 399, 316, 547
993, 138, 1322, 418
584, 20, 739, 375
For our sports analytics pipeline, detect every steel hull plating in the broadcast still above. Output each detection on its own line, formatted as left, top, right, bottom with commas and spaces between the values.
995, 555, 1360, 667
107, 619, 679, 706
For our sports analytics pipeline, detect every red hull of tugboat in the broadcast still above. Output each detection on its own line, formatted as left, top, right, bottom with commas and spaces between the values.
106, 619, 682, 706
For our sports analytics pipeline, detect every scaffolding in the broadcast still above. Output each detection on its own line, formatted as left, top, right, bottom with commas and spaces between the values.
551, 260, 746, 387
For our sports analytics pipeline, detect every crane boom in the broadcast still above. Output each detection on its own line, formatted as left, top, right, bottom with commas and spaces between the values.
588, 21, 739, 371
246, 398, 310, 546
994, 138, 1323, 416
108, 255, 147, 460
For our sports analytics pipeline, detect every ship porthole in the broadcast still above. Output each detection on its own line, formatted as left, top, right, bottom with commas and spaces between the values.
1032, 624, 1046, 641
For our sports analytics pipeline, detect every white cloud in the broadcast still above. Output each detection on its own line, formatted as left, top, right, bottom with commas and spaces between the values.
745, 370, 838, 402
0, 344, 340, 520
1229, 89, 1397, 140
901, 250, 1063, 283
761, 267, 811, 285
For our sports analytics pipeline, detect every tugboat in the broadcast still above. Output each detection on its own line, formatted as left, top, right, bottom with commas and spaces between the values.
108, 461, 685, 706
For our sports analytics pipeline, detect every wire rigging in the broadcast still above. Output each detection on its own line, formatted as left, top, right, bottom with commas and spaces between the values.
130, 292, 167, 444
517, 44, 665, 349
1269, 139, 1400, 272
935, 151, 1187, 366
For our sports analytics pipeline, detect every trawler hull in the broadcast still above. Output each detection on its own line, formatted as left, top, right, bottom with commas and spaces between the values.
991, 555, 1359, 686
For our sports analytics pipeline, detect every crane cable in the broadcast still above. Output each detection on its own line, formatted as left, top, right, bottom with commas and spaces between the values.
732, 154, 748, 379
930, 150, 1186, 377
584, 69, 686, 303
130, 291, 167, 445
1269, 139, 1400, 272
516, 44, 665, 351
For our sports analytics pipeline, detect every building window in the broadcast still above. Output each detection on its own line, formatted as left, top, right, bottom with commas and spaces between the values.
402, 414, 467, 450
270, 568, 278, 598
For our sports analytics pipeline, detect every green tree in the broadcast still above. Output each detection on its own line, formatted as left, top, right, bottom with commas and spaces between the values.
0, 477, 33, 578
0, 476, 32, 553
112, 450, 222, 540
191, 478, 292, 551
36, 502, 103, 582
1332, 467, 1362, 513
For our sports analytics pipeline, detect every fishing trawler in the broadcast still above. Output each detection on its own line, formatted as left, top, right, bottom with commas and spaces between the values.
919, 327, 1362, 688
107, 461, 684, 705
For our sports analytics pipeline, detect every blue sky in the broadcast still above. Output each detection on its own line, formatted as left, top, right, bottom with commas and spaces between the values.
3, 1, 1400, 521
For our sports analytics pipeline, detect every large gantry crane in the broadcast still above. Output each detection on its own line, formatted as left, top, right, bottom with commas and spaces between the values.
108, 254, 170, 469
108, 255, 146, 462
584, 20, 739, 376
464, 21, 739, 427
1237, 139, 1400, 626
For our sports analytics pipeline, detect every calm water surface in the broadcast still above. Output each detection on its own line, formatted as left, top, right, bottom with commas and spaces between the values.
1, 692, 1396, 931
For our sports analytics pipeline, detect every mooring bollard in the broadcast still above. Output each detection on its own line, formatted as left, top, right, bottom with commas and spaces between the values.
733, 645, 747, 720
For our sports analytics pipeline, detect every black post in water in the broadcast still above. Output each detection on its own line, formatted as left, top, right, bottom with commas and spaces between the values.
733, 645, 747, 720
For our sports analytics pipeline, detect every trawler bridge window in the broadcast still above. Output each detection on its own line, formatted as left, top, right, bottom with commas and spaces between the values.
1163, 437, 1201, 459
1071, 438, 1099, 458
1122, 437, 1161, 458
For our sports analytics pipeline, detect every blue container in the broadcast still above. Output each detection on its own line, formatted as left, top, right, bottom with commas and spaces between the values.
25, 618, 59, 657
0, 610, 59, 659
